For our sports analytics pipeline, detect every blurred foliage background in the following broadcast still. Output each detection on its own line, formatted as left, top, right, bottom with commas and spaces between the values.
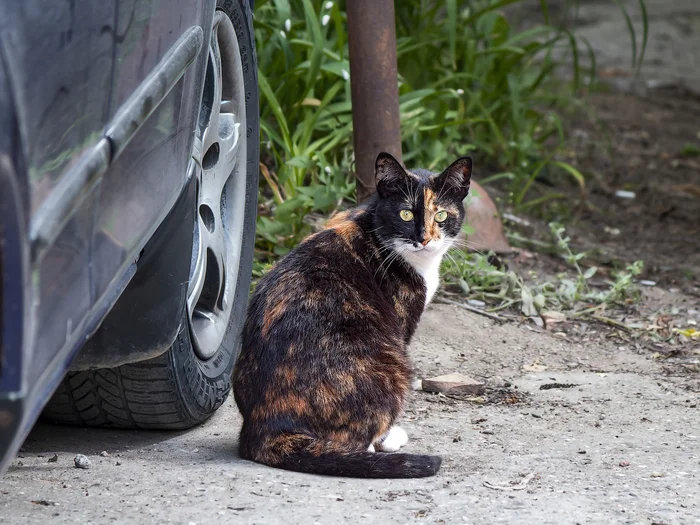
253, 0, 646, 253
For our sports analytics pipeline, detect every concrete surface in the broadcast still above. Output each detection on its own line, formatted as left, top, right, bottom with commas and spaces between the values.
568, 0, 700, 92
1, 303, 698, 525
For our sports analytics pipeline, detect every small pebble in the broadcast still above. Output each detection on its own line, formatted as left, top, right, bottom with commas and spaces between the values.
48, 454, 58, 463
467, 299, 486, 308
411, 379, 423, 391
100, 451, 109, 457
531, 412, 542, 419
577, 450, 587, 455
614, 190, 636, 199
639, 280, 656, 287
73, 454, 91, 469
619, 461, 630, 467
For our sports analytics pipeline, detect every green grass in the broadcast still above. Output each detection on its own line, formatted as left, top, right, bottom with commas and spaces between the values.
254, 0, 648, 260
441, 223, 644, 317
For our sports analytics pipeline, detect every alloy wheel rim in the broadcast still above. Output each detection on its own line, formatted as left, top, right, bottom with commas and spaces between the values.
187, 11, 247, 360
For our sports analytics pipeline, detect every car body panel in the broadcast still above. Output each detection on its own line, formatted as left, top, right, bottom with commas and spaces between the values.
0, 1, 117, 217
0, 0, 232, 475
93, 1, 211, 300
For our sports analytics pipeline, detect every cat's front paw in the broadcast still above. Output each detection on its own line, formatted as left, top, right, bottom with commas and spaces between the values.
376, 426, 409, 452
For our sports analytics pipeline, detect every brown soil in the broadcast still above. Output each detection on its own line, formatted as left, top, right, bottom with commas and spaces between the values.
566, 86, 700, 279
478, 86, 700, 370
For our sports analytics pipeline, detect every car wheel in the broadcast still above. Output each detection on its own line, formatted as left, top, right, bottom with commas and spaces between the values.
42, 0, 259, 429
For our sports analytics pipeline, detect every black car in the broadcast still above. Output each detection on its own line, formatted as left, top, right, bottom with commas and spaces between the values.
0, 0, 259, 475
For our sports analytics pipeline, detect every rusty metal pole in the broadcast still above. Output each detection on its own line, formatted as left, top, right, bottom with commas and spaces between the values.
347, 0, 403, 202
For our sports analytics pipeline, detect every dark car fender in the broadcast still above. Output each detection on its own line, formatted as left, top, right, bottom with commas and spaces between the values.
71, 170, 197, 370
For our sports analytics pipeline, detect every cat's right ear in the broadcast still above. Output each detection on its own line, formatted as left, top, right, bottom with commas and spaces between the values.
375, 152, 407, 197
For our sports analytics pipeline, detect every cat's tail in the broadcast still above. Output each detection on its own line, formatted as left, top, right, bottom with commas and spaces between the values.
274, 450, 442, 478
240, 427, 441, 478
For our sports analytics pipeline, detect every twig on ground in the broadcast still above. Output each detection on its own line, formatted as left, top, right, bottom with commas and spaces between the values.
591, 315, 632, 332
434, 297, 506, 322
483, 472, 537, 491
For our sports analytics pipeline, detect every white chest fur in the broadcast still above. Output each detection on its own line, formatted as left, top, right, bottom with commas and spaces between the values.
400, 250, 444, 306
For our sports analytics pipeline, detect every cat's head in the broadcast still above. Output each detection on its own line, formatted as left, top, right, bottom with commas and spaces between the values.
373, 152, 472, 258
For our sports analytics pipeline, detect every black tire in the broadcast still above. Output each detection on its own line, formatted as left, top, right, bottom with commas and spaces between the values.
42, 0, 259, 430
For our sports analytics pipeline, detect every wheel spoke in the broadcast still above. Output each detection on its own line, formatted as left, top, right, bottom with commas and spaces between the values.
202, 24, 223, 154
187, 231, 206, 316
218, 115, 242, 170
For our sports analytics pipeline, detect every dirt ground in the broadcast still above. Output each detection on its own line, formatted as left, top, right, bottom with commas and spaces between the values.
493, 84, 700, 374
1, 302, 698, 525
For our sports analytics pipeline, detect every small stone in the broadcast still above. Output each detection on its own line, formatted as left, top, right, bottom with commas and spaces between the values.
522, 363, 548, 372
48, 454, 58, 463
422, 373, 484, 395
541, 311, 567, 331
73, 454, 91, 469
615, 190, 636, 199
466, 299, 486, 308
639, 280, 656, 287
619, 461, 630, 467
411, 379, 423, 391
577, 450, 587, 454
115, 461, 122, 466
100, 451, 109, 457
530, 412, 542, 419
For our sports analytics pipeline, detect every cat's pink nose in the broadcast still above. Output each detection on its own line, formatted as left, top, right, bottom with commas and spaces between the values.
421, 238, 430, 246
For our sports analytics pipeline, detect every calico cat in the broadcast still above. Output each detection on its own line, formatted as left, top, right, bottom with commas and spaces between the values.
233, 152, 472, 478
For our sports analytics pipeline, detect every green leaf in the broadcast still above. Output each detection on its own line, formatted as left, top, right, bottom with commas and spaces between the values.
520, 286, 538, 317
446, 0, 457, 69
258, 71, 292, 151
680, 143, 700, 157
300, 0, 324, 100
551, 161, 586, 191
583, 267, 598, 280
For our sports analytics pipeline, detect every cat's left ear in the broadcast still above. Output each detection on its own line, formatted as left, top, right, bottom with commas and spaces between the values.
434, 157, 472, 200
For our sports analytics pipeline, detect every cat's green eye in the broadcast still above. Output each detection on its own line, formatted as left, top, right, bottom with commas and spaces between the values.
435, 210, 449, 223
399, 210, 414, 222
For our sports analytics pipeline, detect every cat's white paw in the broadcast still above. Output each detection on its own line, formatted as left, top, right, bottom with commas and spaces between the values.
367, 443, 376, 453
376, 426, 409, 452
